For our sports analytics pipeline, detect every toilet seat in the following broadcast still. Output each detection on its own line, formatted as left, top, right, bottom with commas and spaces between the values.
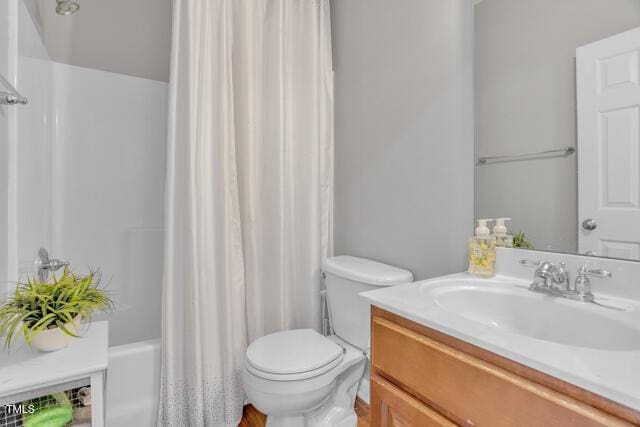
246, 329, 345, 381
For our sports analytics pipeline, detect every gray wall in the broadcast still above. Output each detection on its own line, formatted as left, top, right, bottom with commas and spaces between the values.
475, 0, 640, 253
22, 0, 172, 82
331, 0, 475, 280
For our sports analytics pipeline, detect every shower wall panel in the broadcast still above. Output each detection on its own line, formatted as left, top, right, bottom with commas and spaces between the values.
3, 1, 168, 347
52, 62, 167, 346
16, 0, 52, 279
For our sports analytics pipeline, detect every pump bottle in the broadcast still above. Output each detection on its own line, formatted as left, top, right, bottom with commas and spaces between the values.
468, 219, 496, 277
493, 218, 513, 248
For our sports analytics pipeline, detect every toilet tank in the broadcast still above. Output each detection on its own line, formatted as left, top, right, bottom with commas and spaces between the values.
322, 256, 413, 351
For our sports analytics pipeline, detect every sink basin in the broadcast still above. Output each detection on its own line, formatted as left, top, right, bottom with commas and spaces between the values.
423, 281, 640, 351
359, 272, 640, 412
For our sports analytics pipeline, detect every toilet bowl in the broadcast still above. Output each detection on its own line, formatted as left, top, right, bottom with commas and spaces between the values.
243, 256, 413, 427
243, 330, 366, 427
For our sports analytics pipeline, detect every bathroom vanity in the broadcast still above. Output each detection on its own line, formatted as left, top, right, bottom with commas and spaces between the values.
361, 249, 640, 426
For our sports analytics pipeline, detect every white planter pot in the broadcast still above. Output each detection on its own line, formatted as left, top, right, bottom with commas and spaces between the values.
31, 316, 82, 352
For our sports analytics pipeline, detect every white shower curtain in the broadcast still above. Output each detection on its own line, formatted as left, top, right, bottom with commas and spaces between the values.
159, 0, 333, 425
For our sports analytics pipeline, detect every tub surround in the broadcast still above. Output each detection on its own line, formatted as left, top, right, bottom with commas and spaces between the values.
107, 338, 160, 427
360, 248, 640, 424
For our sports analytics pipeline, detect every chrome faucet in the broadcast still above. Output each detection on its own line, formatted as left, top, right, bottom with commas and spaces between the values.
519, 259, 611, 303
519, 260, 569, 291
35, 247, 69, 282
572, 266, 612, 302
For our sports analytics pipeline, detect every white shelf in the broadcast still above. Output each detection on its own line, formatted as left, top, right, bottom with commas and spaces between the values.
0, 321, 108, 398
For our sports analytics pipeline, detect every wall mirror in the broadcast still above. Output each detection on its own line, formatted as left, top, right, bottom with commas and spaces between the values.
474, 0, 640, 261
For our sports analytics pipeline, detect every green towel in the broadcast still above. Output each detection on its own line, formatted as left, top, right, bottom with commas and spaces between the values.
22, 404, 73, 427
22, 392, 73, 427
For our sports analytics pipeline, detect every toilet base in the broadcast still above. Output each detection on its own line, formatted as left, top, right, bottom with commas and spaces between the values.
266, 414, 305, 427
264, 358, 366, 427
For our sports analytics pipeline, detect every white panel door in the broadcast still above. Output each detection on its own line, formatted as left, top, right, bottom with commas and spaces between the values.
577, 27, 640, 260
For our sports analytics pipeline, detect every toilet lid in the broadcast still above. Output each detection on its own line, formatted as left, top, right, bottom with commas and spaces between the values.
246, 329, 344, 376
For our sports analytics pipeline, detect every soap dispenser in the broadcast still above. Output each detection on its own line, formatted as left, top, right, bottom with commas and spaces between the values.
493, 218, 514, 248
468, 219, 496, 277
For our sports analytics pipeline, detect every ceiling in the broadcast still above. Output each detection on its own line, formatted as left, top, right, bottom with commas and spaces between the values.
23, 0, 172, 82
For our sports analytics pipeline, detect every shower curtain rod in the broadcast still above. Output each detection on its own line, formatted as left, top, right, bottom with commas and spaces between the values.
0, 72, 28, 105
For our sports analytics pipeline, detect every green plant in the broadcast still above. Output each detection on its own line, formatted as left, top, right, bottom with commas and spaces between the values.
513, 231, 534, 249
0, 267, 113, 350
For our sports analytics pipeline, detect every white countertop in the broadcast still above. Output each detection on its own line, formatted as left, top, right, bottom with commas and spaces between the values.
360, 273, 640, 412
0, 321, 108, 397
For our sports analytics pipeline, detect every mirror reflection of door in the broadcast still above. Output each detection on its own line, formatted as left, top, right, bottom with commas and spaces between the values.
474, 0, 640, 261
577, 27, 640, 260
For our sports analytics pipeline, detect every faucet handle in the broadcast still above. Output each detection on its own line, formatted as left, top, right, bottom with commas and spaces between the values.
35, 247, 70, 282
519, 259, 541, 268
573, 265, 611, 302
577, 265, 612, 279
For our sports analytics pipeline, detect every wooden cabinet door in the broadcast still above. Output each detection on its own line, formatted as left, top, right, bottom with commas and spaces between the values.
372, 316, 632, 427
371, 375, 455, 427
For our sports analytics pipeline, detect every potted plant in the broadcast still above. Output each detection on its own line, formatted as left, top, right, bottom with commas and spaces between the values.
513, 231, 534, 249
0, 267, 113, 352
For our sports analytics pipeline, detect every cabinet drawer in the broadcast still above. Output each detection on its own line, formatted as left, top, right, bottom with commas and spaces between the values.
372, 317, 631, 427
371, 375, 456, 427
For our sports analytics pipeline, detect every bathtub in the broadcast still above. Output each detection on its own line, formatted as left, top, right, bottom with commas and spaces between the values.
107, 339, 161, 426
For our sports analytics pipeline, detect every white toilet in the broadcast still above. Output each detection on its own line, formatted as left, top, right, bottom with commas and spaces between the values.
243, 256, 413, 427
